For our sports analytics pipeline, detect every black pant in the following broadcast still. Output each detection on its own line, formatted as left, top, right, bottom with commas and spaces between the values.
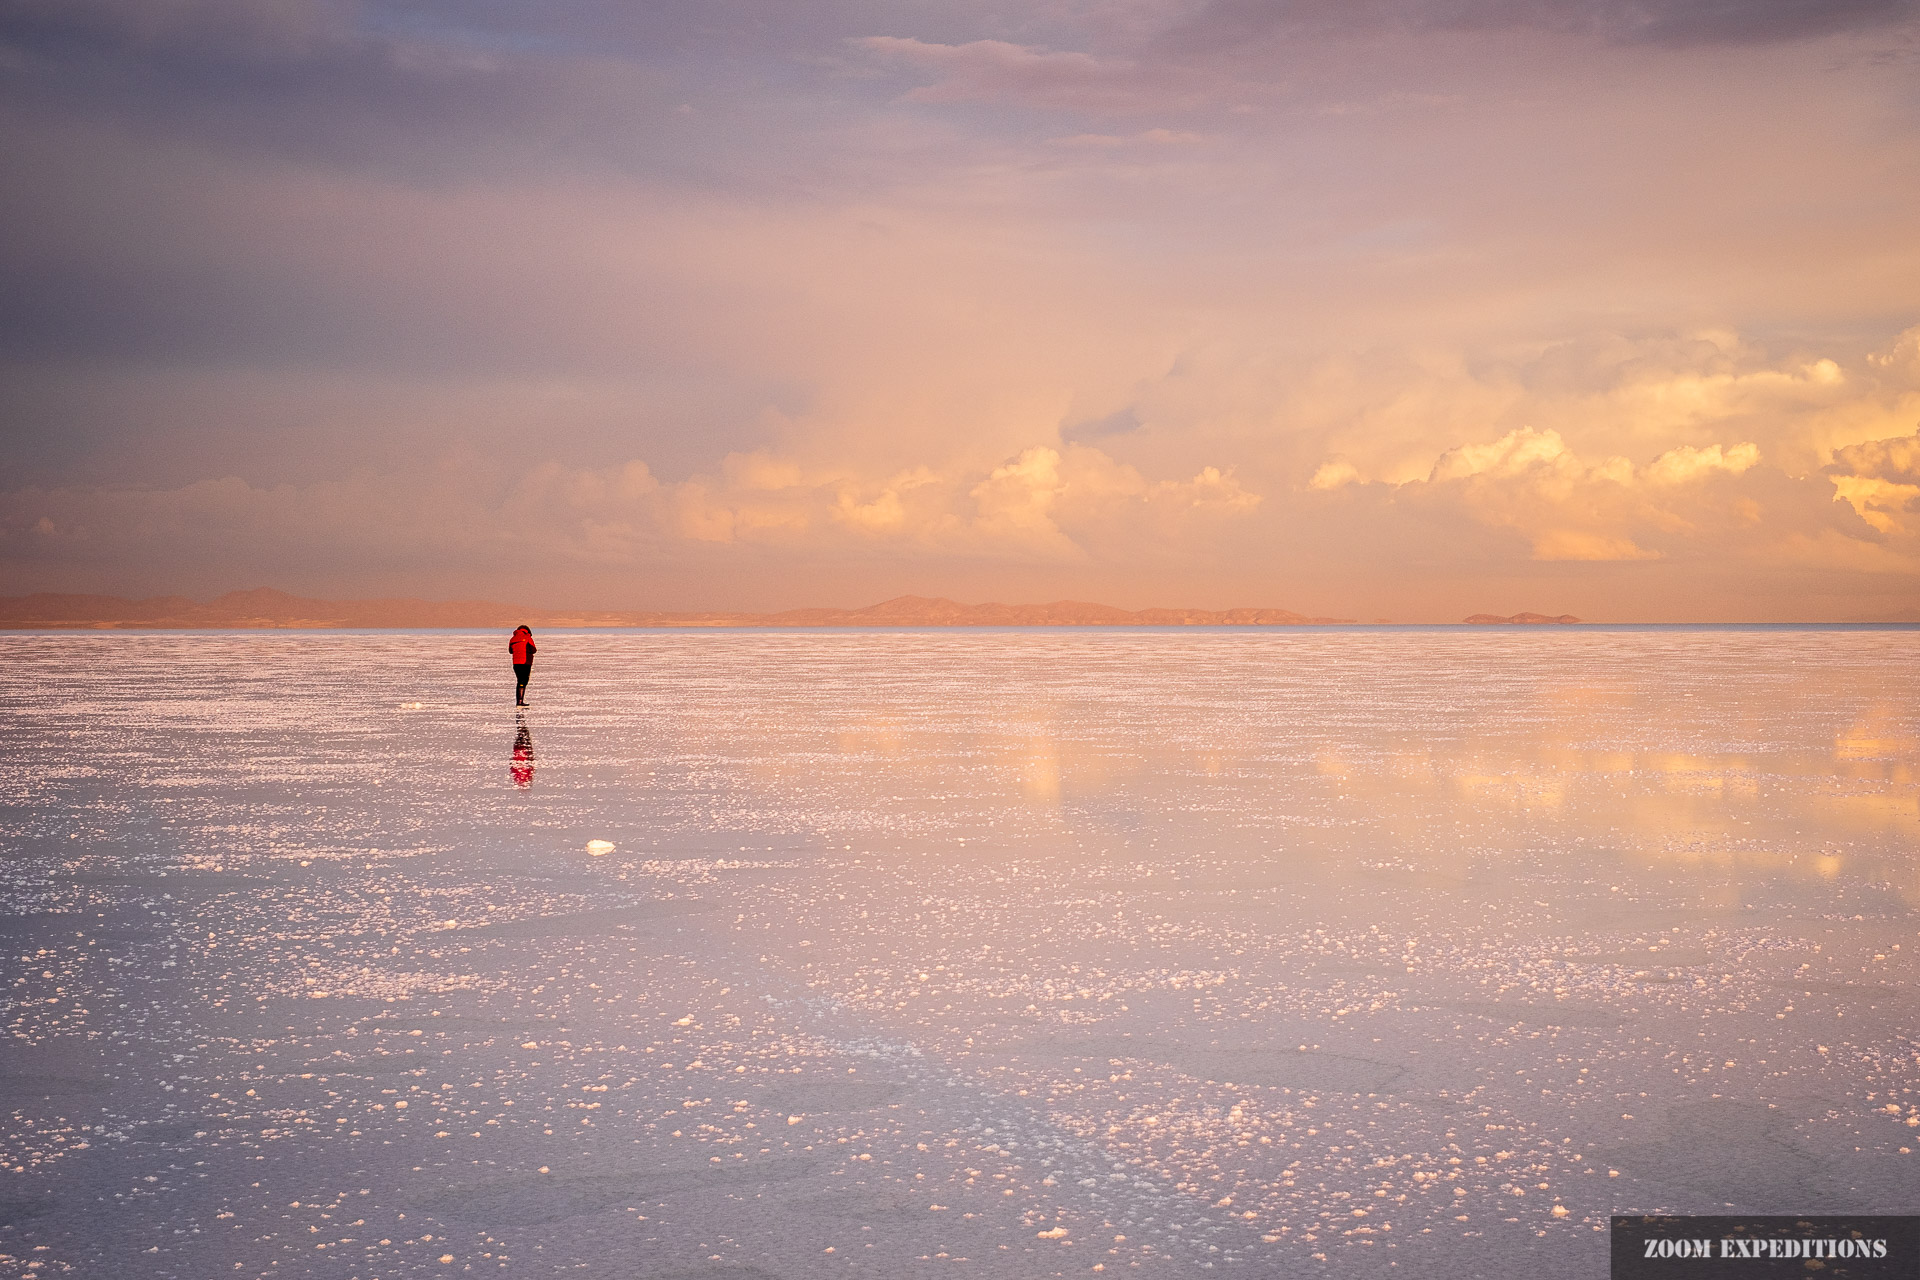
513, 661, 532, 692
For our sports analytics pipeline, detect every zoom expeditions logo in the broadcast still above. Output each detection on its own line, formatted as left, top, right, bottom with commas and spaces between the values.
1641, 1236, 1885, 1260
1613, 1216, 1919, 1278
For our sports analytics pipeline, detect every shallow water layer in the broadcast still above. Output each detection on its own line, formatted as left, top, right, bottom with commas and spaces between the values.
1, 627, 1916, 1279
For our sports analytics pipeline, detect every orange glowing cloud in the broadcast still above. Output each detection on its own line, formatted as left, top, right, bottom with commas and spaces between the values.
2, 0, 1919, 619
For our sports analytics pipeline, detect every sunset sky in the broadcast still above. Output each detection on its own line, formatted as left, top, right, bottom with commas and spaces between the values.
3, 0, 1918, 620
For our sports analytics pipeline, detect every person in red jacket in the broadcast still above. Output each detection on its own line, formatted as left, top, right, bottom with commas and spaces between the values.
508, 625, 537, 705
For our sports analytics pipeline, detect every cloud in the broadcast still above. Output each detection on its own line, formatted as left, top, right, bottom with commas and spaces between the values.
1158, 0, 1919, 50
833, 466, 940, 534
1417, 427, 1662, 561
1831, 429, 1920, 487
851, 2, 1920, 126
0, 0, 355, 57
1826, 428, 1920, 534
3, 2, 1920, 621
1271, 329, 1920, 496
5, 373, 1916, 619
1429, 425, 1619, 483
1309, 459, 1362, 490
1159, 464, 1261, 512
962, 444, 1261, 550
0, 441, 1265, 599
1643, 441, 1760, 485
0, 0, 702, 187
1308, 420, 1870, 565
971, 446, 1081, 546
854, 36, 1174, 112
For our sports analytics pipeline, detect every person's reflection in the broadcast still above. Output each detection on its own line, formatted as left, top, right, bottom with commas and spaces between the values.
511, 714, 534, 788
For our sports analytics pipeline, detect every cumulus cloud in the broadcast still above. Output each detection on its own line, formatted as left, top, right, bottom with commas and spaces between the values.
1301, 415, 1910, 584
1827, 429, 1920, 534
1418, 427, 1691, 561
3, 2, 1920, 619
1309, 459, 1362, 490
0, 442, 1266, 600
1160, 464, 1262, 511
1429, 425, 1622, 484
1277, 329, 1920, 495
12, 318, 1914, 617
1643, 441, 1761, 485
1831, 429, 1920, 487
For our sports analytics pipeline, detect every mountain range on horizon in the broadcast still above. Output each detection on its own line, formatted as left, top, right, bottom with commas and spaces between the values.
0, 587, 1584, 629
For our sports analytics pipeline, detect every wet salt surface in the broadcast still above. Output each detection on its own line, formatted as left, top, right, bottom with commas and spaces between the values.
1, 626, 1916, 1279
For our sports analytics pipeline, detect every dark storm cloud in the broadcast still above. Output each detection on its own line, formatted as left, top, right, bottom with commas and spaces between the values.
0, 0, 354, 55
0, 0, 869, 372
0, 0, 691, 180
1157, 0, 1918, 48
0, 0, 928, 149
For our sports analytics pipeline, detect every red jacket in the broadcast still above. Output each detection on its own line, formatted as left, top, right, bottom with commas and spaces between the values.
509, 630, 536, 663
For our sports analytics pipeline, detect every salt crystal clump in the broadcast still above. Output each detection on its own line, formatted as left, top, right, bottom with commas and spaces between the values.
586, 840, 615, 855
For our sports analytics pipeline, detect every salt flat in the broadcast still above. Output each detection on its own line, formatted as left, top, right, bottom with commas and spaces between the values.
1, 627, 1915, 1278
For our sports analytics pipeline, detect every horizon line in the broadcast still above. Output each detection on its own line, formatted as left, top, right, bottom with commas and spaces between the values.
2, 585, 1916, 629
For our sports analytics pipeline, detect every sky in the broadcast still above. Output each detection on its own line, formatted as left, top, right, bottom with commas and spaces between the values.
2, 0, 1918, 620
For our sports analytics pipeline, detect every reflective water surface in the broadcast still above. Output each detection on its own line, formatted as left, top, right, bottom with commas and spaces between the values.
1, 627, 1916, 1278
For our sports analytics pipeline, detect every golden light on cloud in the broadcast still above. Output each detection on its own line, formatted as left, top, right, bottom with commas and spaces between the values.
0, 2, 1917, 619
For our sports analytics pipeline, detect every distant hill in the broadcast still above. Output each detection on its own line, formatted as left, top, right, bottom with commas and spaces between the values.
0, 588, 1359, 629
1462, 611, 1582, 624
756, 596, 1351, 627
